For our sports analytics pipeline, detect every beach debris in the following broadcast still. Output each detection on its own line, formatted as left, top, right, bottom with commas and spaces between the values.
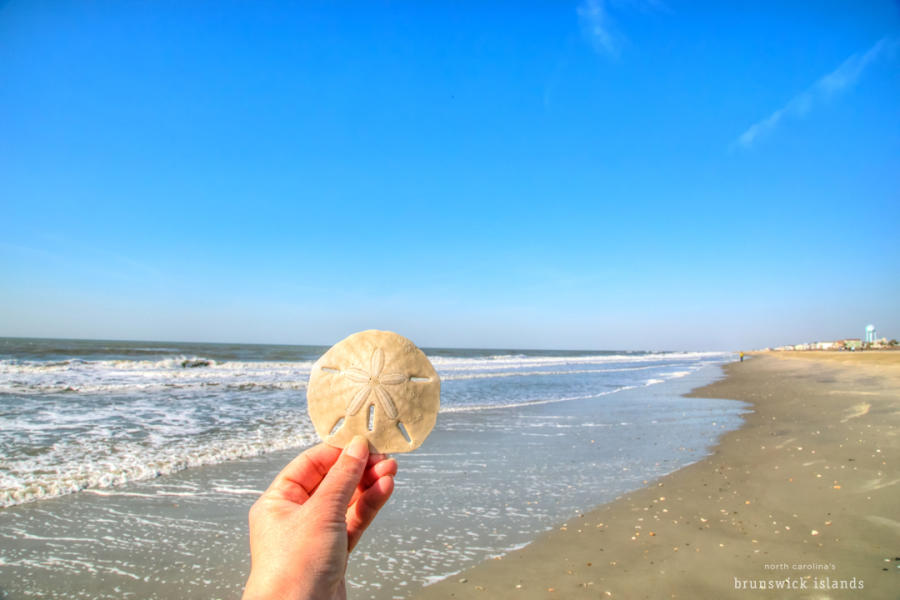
811, 530, 820, 536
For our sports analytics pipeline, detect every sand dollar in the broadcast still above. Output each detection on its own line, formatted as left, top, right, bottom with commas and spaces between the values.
307, 330, 440, 453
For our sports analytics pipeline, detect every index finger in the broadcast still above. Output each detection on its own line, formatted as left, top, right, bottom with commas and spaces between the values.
266, 443, 342, 503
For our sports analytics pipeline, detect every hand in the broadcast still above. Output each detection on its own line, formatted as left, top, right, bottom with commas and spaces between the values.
243, 436, 397, 600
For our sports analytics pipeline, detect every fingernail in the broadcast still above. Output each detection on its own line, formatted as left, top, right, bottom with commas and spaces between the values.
346, 435, 368, 460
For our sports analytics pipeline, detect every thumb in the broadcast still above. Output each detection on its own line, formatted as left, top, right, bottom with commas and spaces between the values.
309, 435, 369, 518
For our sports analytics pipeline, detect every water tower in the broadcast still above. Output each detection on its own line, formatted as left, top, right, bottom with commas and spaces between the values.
865, 324, 876, 343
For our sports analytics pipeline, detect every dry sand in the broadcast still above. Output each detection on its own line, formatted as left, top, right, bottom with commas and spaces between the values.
415, 352, 900, 599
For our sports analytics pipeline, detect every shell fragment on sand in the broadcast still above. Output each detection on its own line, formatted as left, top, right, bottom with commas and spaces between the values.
306, 330, 440, 453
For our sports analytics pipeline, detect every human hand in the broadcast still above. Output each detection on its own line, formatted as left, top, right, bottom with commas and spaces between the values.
243, 436, 397, 600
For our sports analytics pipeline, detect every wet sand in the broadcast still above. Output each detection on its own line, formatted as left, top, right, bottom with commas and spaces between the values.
416, 352, 900, 599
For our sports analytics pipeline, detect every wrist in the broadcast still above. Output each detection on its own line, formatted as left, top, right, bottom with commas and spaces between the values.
243, 569, 312, 600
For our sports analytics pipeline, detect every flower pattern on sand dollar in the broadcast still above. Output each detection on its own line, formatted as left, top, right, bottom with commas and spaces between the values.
340, 348, 407, 420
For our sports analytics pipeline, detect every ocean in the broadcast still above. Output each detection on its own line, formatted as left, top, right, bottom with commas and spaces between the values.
0, 337, 745, 599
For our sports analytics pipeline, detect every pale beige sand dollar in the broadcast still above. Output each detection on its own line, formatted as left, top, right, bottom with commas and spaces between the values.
307, 330, 440, 453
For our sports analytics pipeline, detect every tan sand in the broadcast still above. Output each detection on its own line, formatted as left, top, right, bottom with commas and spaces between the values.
415, 352, 900, 599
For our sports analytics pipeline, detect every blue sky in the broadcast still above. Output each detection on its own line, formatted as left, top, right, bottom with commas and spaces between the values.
2, 1, 898, 350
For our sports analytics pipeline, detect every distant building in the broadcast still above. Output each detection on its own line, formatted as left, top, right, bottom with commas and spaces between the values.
767, 333, 893, 352
871, 337, 889, 348
865, 324, 877, 344
839, 339, 862, 350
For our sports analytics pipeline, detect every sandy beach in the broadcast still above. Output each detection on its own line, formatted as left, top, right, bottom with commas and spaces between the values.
416, 352, 900, 599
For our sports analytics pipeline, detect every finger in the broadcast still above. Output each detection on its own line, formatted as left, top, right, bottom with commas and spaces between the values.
347, 475, 394, 552
268, 446, 386, 505
266, 443, 341, 503
307, 435, 369, 519
362, 457, 397, 490
349, 458, 398, 506
367, 453, 389, 467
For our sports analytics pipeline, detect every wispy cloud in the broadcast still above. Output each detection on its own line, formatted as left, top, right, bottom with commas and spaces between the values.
577, 0, 664, 58
577, 0, 619, 56
734, 37, 897, 150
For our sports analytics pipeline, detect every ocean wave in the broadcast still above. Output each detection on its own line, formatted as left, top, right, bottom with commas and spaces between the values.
1, 355, 227, 372
0, 422, 318, 508
662, 370, 691, 378
0, 352, 730, 396
441, 365, 659, 381
439, 385, 640, 413
0, 356, 316, 395
438, 359, 712, 412
0, 380, 311, 395
429, 351, 730, 371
